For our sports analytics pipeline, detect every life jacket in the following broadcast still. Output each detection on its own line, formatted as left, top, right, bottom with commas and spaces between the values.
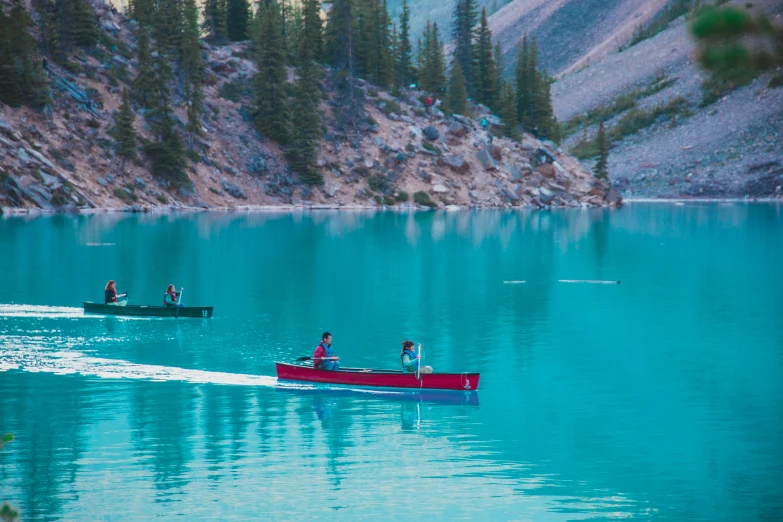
315, 341, 332, 368
105, 289, 117, 304
164, 290, 178, 306
401, 349, 417, 372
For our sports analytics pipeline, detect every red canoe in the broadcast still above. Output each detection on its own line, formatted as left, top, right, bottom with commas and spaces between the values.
275, 362, 480, 391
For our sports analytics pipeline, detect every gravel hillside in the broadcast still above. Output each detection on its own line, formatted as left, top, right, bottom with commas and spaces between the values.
552, 1, 783, 199
488, 0, 668, 74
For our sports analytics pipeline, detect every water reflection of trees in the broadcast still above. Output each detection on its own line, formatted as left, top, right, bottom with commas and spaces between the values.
129, 380, 196, 498
0, 372, 87, 520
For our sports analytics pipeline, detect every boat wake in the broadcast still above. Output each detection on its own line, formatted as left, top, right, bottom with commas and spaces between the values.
0, 304, 154, 320
0, 304, 88, 318
0, 336, 441, 398
0, 338, 280, 386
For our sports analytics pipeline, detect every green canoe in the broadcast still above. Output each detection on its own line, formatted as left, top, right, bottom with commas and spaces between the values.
83, 302, 214, 318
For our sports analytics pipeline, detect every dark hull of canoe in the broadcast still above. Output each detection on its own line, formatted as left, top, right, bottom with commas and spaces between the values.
83, 302, 213, 318
275, 362, 480, 391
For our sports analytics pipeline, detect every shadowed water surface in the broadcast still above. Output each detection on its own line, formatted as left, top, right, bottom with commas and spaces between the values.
1, 206, 782, 520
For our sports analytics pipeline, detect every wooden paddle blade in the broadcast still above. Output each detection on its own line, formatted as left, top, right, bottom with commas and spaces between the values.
296, 356, 312, 362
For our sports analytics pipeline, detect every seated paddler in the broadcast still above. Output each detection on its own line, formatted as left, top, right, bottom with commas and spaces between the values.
313, 332, 340, 370
104, 280, 127, 306
400, 341, 433, 374
164, 285, 182, 307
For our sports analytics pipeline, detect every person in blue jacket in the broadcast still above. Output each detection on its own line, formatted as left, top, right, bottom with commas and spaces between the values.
401, 340, 433, 374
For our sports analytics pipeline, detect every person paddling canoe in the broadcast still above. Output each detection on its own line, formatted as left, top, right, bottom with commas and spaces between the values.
313, 332, 340, 370
104, 280, 127, 306
164, 285, 182, 307
401, 340, 433, 374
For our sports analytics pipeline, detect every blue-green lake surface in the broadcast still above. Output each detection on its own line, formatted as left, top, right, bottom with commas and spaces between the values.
1, 205, 782, 520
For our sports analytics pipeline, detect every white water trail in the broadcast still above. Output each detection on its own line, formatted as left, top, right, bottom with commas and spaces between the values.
0, 335, 417, 397
0, 339, 279, 386
0, 304, 87, 318
0, 304, 157, 320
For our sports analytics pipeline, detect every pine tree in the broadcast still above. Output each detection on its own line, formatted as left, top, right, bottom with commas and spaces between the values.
355, 0, 392, 86
72, 0, 99, 48
499, 80, 517, 138
514, 35, 530, 126
473, 8, 497, 108
0, 0, 48, 108
417, 22, 431, 91
53, 0, 99, 53
226, 0, 251, 41
253, 1, 290, 144
594, 122, 609, 180
289, 58, 323, 185
0, 8, 20, 106
396, 0, 412, 88
147, 107, 187, 185
288, 1, 323, 185
446, 61, 467, 114
377, 0, 394, 87
203, 0, 228, 42
532, 69, 558, 142
451, 0, 478, 95
325, 0, 356, 71
39, 3, 62, 64
416, 35, 425, 83
129, 0, 156, 27
300, 0, 323, 62
145, 52, 187, 186
282, 0, 304, 64
182, 0, 204, 147
493, 41, 503, 105
429, 23, 446, 95
154, 0, 185, 59
418, 21, 445, 95
527, 36, 538, 123
132, 26, 157, 108
112, 89, 137, 172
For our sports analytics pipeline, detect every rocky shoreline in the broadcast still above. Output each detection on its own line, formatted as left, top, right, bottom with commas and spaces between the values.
5, 198, 782, 218
0, 0, 620, 213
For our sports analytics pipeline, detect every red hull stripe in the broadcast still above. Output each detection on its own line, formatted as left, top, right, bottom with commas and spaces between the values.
275, 363, 480, 391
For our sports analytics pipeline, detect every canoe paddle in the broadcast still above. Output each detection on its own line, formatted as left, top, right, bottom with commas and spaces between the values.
416, 343, 422, 380
176, 288, 184, 318
296, 356, 339, 362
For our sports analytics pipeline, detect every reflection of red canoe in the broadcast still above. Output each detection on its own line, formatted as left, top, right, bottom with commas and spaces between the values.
275, 363, 481, 391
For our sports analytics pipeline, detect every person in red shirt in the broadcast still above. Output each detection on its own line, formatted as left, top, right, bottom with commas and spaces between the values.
313, 332, 340, 370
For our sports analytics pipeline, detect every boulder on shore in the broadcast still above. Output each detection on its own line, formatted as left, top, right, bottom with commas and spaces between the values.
439, 155, 470, 175
423, 126, 439, 141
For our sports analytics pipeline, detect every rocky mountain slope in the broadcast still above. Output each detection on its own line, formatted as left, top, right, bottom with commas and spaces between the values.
552, 0, 783, 199
0, 0, 618, 212
488, 0, 670, 75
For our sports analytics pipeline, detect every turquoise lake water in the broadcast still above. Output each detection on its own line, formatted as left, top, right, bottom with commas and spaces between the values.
1, 206, 782, 520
